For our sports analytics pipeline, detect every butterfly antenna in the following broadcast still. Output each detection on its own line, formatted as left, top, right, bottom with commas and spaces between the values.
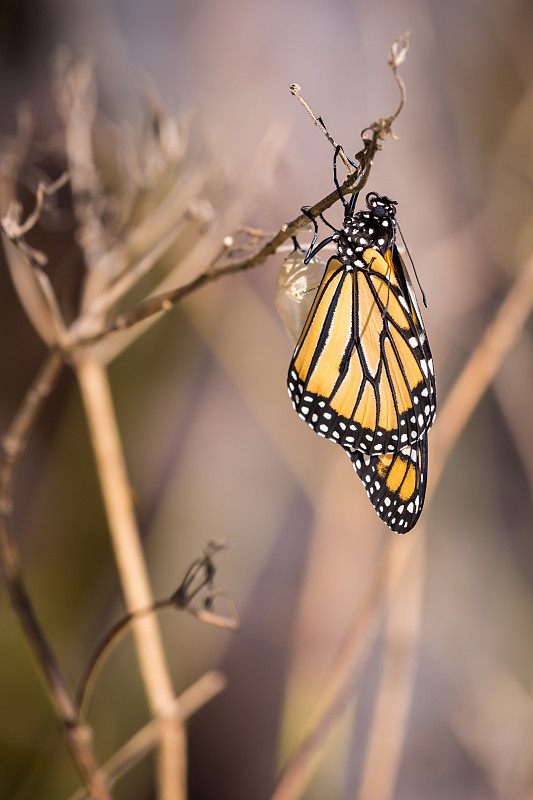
396, 221, 427, 308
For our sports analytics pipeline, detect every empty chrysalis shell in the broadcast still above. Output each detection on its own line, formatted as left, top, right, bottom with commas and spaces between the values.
275, 249, 326, 345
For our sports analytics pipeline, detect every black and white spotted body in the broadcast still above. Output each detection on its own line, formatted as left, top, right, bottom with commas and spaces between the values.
335, 193, 397, 270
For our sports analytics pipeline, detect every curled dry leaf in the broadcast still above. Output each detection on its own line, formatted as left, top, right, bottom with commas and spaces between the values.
388, 31, 410, 69
1, 234, 57, 346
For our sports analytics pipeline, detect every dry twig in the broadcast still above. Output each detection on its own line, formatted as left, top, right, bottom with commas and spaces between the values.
68, 671, 227, 800
77, 541, 240, 714
0, 31, 412, 800
271, 547, 389, 800
267, 32, 414, 800
0, 352, 111, 800
75, 355, 187, 800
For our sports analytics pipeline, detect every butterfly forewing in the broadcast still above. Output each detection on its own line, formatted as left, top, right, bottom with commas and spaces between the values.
389, 245, 437, 423
288, 247, 436, 456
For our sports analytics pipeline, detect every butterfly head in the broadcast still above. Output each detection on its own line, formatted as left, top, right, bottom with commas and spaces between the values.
339, 192, 398, 264
366, 192, 397, 221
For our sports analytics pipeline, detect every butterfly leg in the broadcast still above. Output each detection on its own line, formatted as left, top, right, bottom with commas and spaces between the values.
300, 206, 336, 263
333, 144, 360, 215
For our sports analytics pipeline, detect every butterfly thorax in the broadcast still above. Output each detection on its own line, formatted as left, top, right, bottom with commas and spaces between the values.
336, 193, 397, 269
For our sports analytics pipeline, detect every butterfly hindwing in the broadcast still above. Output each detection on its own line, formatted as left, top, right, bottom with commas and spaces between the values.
349, 433, 428, 534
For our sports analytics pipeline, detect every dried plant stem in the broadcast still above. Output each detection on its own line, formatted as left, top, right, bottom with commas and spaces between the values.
354, 246, 533, 800
62, 38, 408, 356
493, 339, 533, 498
0, 351, 112, 800
67, 163, 379, 354
0, 170, 70, 238
82, 217, 187, 323
69, 670, 227, 800
266, 37, 414, 800
270, 547, 389, 800
1, 351, 63, 482
356, 533, 425, 800
352, 248, 533, 800
429, 249, 533, 493
74, 355, 186, 800
289, 84, 354, 172
0, 35, 414, 799
290, 31, 408, 181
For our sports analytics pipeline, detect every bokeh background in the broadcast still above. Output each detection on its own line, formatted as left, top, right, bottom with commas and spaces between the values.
2, 1, 533, 798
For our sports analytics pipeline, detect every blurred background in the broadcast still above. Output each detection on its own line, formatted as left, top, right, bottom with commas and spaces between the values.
2, 0, 533, 798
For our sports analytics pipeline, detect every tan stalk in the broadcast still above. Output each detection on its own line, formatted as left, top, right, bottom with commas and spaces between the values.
75, 355, 186, 800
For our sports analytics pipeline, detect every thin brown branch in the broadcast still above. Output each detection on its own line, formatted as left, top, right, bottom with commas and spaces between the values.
79, 215, 188, 324
64, 163, 372, 353
53, 49, 188, 798
351, 226, 533, 800
0, 35, 412, 800
77, 596, 238, 716
289, 83, 353, 172
356, 532, 425, 800
493, 336, 533, 499
62, 33, 408, 354
78, 542, 240, 714
270, 546, 389, 800
387, 31, 409, 123
429, 247, 533, 496
74, 355, 186, 800
52, 49, 111, 280
1, 351, 62, 479
68, 671, 227, 800
0, 351, 111, 800
358, 32, 409, 152
0, 103, 34, 216
350, 235, 533, 800
0, 170, 70, 239
268, 39, 420, 800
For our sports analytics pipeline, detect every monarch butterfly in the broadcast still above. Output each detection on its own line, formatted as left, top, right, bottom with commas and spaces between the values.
287, 148, 436, 533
